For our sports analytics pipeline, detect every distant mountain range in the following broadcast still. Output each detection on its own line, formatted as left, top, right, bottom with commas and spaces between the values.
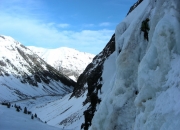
0, 35, 75, 102
28, 46, 95, 81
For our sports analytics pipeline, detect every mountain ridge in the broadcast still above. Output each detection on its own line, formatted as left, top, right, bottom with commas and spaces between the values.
0, 35, 75, 102
28, 46, 95, 81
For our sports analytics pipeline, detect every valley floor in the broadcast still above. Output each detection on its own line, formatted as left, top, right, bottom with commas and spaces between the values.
0, 94, 87, 130
0, 105, 62, 130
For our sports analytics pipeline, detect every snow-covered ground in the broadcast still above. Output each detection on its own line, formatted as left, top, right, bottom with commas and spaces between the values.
0, 105, 62, 130
1, 0, 180, 129
6, 93, 89, 130
28, 46, 95, 81
0, 35, 74, 102
90, 0, 180, 129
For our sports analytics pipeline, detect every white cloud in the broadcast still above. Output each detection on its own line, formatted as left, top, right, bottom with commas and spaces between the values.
0, 13, 114, 54
57, 23, 70, 28
99, 22, 111, 27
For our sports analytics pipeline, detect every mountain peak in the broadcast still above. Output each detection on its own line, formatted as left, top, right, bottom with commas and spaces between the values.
0, 36, 75, 102
28, 46, 95, 81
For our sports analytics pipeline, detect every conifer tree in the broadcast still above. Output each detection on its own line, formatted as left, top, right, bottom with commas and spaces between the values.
34, 113, 37, 118
31, 115, 34, 119
16, 107, 20, 112
24, 107, 27, 114
7, 103, 11, 108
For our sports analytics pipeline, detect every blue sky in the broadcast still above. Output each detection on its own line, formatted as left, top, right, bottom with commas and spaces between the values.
0, 0, 136, 54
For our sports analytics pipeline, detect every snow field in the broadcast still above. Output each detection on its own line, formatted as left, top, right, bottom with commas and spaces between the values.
91, 0, 180, 129
9, 93, 89, 130
0, 105, 62, 130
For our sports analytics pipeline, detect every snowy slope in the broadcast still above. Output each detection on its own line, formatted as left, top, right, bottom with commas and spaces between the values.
2, 33, 115, 130
8, 94, 88, 130
90, 0, 180, 130
28, 46, 95, 81
71, 33, 115, 98
1, 0, 180, 129
0, 35, 75, 102
0, 105, 69, 130
23, 35, 115, 130
0, 105, 62, 130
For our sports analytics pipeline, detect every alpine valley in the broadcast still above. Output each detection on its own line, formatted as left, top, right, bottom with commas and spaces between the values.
0, 0, 180, 130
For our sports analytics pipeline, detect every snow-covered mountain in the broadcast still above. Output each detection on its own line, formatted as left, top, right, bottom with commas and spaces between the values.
45, 0, 179, 129
1, 0, 180, 130
28, 46, 95, 81
90, 0, 180, 130
0, 35, 75, 102
22, 33, 115, 130
71, 33, 115, 98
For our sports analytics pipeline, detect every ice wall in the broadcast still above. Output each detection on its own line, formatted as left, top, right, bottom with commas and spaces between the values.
90, 0, 180, 129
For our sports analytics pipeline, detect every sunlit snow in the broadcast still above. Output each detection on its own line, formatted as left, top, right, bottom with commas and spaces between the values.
1, 0, 180, 130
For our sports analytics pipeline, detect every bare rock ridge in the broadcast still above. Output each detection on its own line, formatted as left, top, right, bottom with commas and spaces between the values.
71, 33, 115, 99
127, 0, 143, 15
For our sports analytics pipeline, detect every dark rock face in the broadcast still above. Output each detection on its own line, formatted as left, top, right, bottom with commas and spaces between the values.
8, 46, 76, 88
127, 0, 143, 15
71, 34, 115, 130
71, 33, 115, 98
59, 68, 80, 81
